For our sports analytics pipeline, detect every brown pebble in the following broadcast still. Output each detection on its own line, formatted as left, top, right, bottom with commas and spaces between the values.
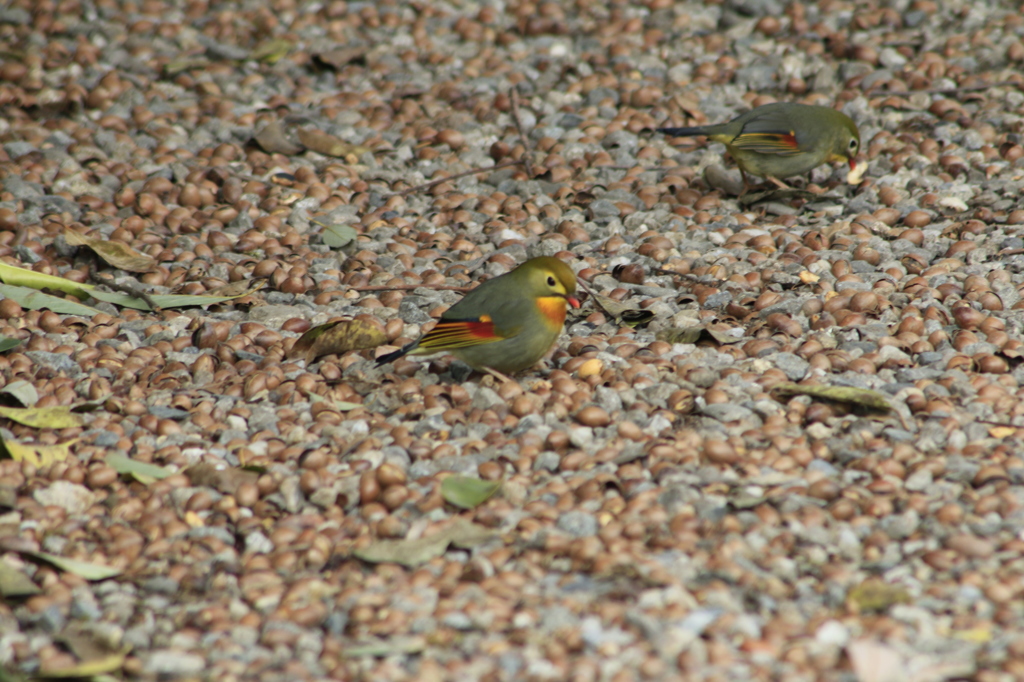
946, 533, 994, 559
575, 406, 610, 427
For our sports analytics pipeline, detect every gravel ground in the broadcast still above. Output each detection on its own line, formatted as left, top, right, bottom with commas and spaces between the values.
1, 0, 1024, 680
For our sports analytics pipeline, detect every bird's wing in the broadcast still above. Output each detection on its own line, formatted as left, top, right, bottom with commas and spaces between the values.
730, 109, 804, 156
416, 315, 510, 350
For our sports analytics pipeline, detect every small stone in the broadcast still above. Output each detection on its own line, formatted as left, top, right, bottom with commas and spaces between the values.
143, 651, 205, 676
33, 481, 95, 515
556, 511, 599, 537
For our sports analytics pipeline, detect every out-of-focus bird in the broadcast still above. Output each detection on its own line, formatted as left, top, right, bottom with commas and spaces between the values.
659, 102, 861, 194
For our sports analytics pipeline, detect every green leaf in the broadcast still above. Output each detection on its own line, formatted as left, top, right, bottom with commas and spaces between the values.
311, 218, 357, 248
0, 337, 21, 353
440, 475, 501, 509
354, 519, 495, 567
0, 559, 41, 597
105, 453, 173, 484
0, 284, 100, 316
0, 262, 93, 299
88, 289, 252, 311
23, 551, 121, 580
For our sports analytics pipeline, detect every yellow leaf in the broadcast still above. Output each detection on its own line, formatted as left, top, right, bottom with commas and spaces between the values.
799, 270, 820, 284
953, 627, 992, 643
296, 128, 371, 159
988, 426, 1015, 439
38, 648, 129, 678
1, 438, 78, 467
0, 405, 86, 429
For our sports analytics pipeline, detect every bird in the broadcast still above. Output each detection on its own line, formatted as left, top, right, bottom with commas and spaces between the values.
658, 102, 861, 194
375, 256, 580, 376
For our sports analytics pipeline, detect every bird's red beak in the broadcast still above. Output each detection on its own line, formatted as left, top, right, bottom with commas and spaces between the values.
566, 295, 581, 309
848, 158, 857, 170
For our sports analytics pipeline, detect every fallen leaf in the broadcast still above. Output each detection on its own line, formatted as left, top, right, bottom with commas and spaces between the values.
64, 230, 156, 272
38, 649, 128, 678
288, 318, 386, 362
105, 453, 173, 485
0, 380, 38, 407
0, 337, 22, 353
0, 559, 41, 597
847, 579, 910, 613
988, 426, 1015, 439
249, 38, 293, 63
587, 292, 655, 328
772, 383, 891, 412
0, 438, 77, 468
656, 324, 745, 345
306, 394, 363, 411
441, 475, 502, 509
354, 519, 496, 567
310, 218, 357, 248
201, 279, 266, 298
296, 128, 371, 158
0, 262, 93, 299
254, 120, 305, 155
184, 462, 258, 496
313, 47, 368, 70
0, 405, 86, 428
22, 551, 121, 580
163, 56, 210, 76
88, 289, 255, 311
0, 284, 100, 316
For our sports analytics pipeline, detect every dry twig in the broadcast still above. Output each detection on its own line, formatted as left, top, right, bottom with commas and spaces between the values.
390, 159, 522, 197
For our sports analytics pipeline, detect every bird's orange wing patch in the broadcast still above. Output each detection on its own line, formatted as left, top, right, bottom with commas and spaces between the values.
417, 315, 503, 350
535, 296, 568, 327
732, 131, 802, 155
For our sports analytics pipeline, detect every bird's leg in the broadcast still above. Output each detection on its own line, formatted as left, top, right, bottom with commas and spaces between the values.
766, 176, 792, 190
739, 168, 754, 196
481, 367, 514, 384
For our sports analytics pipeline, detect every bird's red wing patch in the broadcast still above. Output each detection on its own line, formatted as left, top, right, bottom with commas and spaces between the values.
417, 316, 504, 350
732, 131, 802, 156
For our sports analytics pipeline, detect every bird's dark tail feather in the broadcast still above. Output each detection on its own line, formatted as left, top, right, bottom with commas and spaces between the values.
658, 127, 707, 137
376, 345, 410, 366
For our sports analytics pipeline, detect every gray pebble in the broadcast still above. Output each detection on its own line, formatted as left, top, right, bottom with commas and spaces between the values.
556, 510, 599, 537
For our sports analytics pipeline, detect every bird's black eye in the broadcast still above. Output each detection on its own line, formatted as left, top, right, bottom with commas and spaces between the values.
547, 275, 556, 287
849, 139, 858, 150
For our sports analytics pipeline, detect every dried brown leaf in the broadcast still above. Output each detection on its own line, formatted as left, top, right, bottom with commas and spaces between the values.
254, 121, 305, 155
296, 128, 371, 158
288, 318, 386, 362
772, 383, 891, 411
64, 230, 156, 272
